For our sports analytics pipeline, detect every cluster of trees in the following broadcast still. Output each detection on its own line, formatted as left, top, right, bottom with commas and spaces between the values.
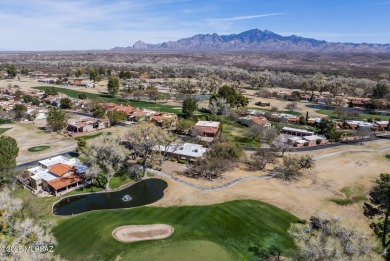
80, 123, 177, 188
118, 70, 132, 79
185, 141, 242, 180
0, 189, 64, 260
289, 214, 380, 260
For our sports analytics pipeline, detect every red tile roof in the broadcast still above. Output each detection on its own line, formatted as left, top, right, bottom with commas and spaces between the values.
49, 163, 74, 177
197, 126, 218, 134
48, 174, 84, 191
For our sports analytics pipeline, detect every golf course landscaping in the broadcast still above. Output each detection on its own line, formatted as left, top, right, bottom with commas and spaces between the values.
53, 200, 298, 261
27, 145, 51, 152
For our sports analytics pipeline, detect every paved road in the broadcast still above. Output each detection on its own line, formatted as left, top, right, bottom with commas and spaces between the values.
16, 151, 77, 171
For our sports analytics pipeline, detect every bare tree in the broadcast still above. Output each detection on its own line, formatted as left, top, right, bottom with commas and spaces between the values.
285, 102, 298, 113
0, 189, 63, 261
356, 126, 374, 144
276, 154, 315, 181
209, 97, 231, 115
125, 122, 173, 178
289, 214, 380, 261
247, 149, 275, 171
81, 135, 129, 190
243, 124, 265, 141
271, 134, 291, 156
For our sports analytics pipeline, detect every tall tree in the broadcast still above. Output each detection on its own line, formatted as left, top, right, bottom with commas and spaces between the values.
90, 102, 106, 118
81, 135, 128, 190
210, 85, 248, 108
12, 104, 27, 120
124, 122, 173, 178
6, 65, 17, 78
46, 106, 67, 131
364, 173, 390, 256
107, 76, 120, 96
89, 69, 101, 82
316, 118, 336, 139
0, 136, 19, 183
289, 214, 379, 261
107, 110, 127, 124
372, 82, 390, 99
60, 97, 73, 109
182, 98, 198, 118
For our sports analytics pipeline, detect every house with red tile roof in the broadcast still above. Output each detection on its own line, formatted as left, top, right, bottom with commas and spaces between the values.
67, 117, 109, 133
194, 121, 220, 138
26, 156, 86, 196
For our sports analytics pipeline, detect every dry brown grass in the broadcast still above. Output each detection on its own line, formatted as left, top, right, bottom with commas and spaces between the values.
155, 139, 390, 231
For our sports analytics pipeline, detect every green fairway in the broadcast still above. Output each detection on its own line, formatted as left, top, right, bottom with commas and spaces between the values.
33, 86, 182, 114
316, 109, 389, 121
0, 127, 11, 135
129, 240, 233, 261
75, 132, 112, 140
27, 145, 51, 152
53, 200, 298, 261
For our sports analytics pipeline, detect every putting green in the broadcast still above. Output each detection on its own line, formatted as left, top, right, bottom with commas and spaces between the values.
27, 145, 51, 152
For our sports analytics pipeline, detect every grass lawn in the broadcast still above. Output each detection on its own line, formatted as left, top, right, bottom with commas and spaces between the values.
248, 107, 302, 116
27, 145, 51, 152
0, 127, 11, 135
222, 121, 261, 148
129, 240, 232, 261
316, 109, 389, 121
75, 132, 112, 141
53, 200, 298, 261
0, 118, 12, 125
33, 86, 182, 114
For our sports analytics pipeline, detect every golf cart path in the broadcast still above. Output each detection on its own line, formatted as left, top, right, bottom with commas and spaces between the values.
148, 146, 390, 191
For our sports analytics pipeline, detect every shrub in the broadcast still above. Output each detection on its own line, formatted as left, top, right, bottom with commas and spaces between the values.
367, 118, 373, 122
178, 159, 187, 164
304, 142, 309, 147
316, 139, 322, 145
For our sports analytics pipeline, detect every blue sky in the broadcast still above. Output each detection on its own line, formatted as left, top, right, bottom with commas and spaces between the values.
0, 0, 389, 50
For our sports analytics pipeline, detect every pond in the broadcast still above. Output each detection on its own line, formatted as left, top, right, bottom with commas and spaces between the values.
53, 178, 168, 216
306, 104, 390, 116
193, 94, 211, 101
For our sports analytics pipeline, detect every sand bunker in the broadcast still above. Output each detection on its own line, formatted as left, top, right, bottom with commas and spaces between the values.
112, 224, 174, 243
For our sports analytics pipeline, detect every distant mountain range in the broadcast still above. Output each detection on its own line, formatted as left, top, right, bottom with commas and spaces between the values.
111, 29, 390, 53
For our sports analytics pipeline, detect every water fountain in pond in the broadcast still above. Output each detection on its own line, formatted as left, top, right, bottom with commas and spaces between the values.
122, 195, 132, 202
52, 179, 168, 216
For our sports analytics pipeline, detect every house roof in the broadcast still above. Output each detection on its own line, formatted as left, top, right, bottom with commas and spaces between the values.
303, 135, 326, 141
154, 143, 208, 158
195, 121, 220, 128
38, 156, 77, 168
48, 174, 84, 191
282, 127, 314, 135
29, 167, 58, 182
49, 163, 74, 177
197, 126, 218, 134
251, 116, 270, 126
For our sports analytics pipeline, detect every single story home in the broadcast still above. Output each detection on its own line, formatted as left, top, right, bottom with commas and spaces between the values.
194, 121, 220, 137
67, 118, 109, 133
238, 116, 271, 128
282, 127, 314, 137
153, 143, 208, 161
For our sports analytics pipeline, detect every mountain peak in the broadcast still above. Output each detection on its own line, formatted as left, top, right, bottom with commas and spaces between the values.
112, 29, 390, 53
